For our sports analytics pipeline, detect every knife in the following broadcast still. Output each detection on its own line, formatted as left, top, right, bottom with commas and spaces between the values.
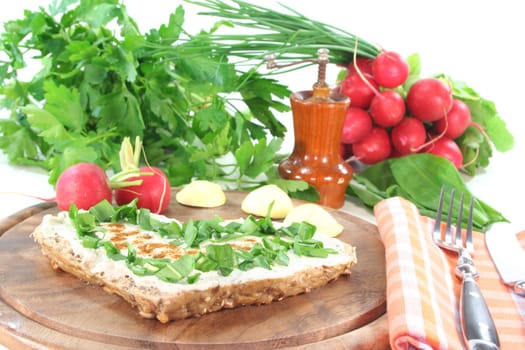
485, 230, 525, 295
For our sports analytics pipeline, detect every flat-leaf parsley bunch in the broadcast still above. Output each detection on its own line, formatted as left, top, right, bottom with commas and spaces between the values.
0, 0, 300, 192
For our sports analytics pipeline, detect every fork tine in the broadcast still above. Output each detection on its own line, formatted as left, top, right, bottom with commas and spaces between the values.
445, 188, 455, 244
466, 196, 474, 252
433, 186, 445, 240
456, 193, 465, 248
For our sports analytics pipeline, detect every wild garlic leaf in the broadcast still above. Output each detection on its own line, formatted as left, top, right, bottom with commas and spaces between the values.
206, 244, 235, 276
156, 255, 196, 283
184, 220, 198, 247
347, 153, 508, 231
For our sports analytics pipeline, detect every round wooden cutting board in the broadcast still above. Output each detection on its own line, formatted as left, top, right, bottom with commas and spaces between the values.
0, 191, 389, 349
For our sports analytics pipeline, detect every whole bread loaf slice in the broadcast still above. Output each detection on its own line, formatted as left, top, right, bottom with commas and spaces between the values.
32, 210, 356, 323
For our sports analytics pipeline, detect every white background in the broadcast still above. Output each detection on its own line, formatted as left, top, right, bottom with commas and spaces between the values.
1, 0, 524, 234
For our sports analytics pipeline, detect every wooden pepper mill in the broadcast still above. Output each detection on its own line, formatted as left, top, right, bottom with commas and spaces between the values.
274, 49, 353, 209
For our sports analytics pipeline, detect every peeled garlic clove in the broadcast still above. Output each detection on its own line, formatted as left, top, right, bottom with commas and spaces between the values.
241, 184, 293, 219
175, 180, 226, 208
283, 203, 344, 237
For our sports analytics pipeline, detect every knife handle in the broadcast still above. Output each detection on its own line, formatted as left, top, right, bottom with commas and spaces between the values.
460, 273, 500, 350
512, 280, 525, 295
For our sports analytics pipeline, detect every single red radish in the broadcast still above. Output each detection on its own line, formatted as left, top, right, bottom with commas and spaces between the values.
351, 127, 392, 165
391, 117, 427, 155
114, 166, 171, 214
425, 136, 463, 169
434, 99, 471, 139
347, 57, 374, 76
341, 107, 373, 144
111, 137, 171, 213
340, 71, 378, 109
55, 162, 112, 211
406, 78, 453, 122
369, 90, 406, 127
372, 51, 409, 88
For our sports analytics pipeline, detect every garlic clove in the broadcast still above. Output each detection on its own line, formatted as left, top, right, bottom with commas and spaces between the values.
241, 184, 293, 219
283, 203, 343, 237
175, 180, 226, 208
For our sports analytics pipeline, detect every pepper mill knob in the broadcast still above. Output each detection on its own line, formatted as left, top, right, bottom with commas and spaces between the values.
311, 48, 331, 100
314, 48, 329, 89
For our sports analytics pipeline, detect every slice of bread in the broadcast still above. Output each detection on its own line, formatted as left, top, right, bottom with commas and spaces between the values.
32, 209, 356, 323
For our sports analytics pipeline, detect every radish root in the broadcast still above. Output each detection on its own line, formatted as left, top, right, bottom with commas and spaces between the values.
352, 39, 380, 97
0, 191, 56, 202
410, 106, 450, 153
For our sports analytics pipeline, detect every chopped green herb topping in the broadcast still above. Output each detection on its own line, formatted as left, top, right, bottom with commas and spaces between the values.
67, 200, 338, 284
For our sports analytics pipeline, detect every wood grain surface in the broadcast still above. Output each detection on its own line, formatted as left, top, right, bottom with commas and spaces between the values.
0, 191, 389, 349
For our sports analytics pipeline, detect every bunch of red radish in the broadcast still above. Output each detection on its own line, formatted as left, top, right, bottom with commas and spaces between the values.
339, 51, 476, 169
55, 138, 171, 213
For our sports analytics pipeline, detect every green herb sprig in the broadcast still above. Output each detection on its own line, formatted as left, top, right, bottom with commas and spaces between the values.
182, 0, 381, 67
346, 153, 508, 232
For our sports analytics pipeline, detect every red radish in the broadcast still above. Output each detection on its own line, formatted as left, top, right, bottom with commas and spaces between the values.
347, 57, 374, 76
372, 51, 409, 88
340, 71, 378, 109
434, 99, 471, 139
425, 136, 463, 169
340, 142, 353, 160
114, 166, 171, 214
369, 90, 406, 127
110, 137, 171, 213
391, 117, 427, 155
389, 147, 404, 158
341, 107, 373, 144
406, 78, 453, 122
351, 127, 392, 165
55, 162, 112, 211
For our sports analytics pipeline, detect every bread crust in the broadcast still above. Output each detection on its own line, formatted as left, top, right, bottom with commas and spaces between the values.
32, 214, 356, 323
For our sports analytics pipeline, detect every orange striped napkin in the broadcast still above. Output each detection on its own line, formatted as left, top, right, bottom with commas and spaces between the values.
374, 196, 525, 350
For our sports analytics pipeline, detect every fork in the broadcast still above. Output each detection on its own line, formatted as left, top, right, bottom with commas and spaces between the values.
433, 187, 500, 350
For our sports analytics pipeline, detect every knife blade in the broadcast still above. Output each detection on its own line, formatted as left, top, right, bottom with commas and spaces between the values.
485, 230, 525, 295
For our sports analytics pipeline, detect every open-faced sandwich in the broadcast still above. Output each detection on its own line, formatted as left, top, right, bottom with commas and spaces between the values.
32, 199, 356, 323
